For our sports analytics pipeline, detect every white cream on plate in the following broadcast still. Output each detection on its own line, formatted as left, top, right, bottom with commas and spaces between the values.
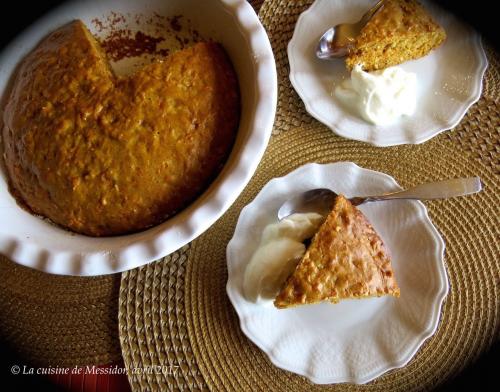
243, 213, 324, 305
335, 64, 417, 125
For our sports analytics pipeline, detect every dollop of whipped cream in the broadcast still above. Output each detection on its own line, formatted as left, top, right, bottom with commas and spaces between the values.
335, 64, 417, 125
243, 213, 324, 305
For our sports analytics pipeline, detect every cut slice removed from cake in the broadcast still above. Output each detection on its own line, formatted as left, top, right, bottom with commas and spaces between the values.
346, 0, 446, 71
274, 195, 400, 308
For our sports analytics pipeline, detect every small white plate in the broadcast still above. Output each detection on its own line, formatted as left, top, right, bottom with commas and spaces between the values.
288, 0, 488, 146
226, 162, 448, 384
0, 0, 277, 276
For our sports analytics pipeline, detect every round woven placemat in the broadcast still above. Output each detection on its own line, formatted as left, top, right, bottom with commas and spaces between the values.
119, 1, 499, 390
0, 256, 122, 366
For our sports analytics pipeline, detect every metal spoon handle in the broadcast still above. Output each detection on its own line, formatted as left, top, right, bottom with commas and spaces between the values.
350, 177, 482, 206
360, 0, 384, 24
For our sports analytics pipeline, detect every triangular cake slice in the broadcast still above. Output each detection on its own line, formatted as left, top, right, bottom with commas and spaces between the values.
274, 195, 400, 308
346, 0, 446, 71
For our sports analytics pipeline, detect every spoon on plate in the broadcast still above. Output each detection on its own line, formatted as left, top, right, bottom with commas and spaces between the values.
278, 177, 482, 220
316, 0, 384, 59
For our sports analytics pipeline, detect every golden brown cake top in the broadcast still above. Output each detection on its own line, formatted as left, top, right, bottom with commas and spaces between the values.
346, 0, 446, 71
359, 0, 443, 42
3, 20, 240, 236
274, 195, 400, 308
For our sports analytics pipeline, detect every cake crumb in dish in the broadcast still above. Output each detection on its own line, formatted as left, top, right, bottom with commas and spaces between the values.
275, 195, 400, 308
346, 0, 446, 71
2, 20, 240, 236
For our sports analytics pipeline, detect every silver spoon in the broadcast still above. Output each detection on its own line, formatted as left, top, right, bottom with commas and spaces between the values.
278, 177, 483, 220
316, 0, 384, 59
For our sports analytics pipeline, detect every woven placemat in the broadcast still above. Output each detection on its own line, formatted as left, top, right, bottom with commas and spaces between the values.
0, 255, 122, 366
119, 0, 500, 390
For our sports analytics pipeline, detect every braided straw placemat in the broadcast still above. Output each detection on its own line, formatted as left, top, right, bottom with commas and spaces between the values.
0, 255, 122, 366
119, 1, 499, 390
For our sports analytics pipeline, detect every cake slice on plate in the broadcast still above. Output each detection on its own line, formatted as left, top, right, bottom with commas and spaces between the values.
346, 0, 447, 71
274, 195, 400, 308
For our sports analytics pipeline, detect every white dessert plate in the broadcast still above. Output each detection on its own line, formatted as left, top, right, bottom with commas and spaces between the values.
0, 0, 277, 276
288, 0, 488, 146
226, 162, 448, 384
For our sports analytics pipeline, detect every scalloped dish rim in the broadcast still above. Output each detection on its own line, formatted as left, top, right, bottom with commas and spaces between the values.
226, 162, 449, 384
287, 0, 488, 147
0, 0, 277, 276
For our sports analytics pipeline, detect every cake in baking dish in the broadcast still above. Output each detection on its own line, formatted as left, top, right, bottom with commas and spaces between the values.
346, 0, 446, 71
2, 20, 240, 236
274, 195, 400, 308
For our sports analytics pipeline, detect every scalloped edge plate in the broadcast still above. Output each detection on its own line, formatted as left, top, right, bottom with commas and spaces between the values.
288, 0, 488, 146
0, 0, 277, 276
226, 162, 448, 384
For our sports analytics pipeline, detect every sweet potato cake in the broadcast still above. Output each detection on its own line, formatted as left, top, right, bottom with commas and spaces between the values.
275, 195, 399, 308
346, 0, 446, 71
2, 20, 240, 236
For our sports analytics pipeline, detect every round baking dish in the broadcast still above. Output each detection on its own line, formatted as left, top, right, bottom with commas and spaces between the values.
0, 0, 277, 275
